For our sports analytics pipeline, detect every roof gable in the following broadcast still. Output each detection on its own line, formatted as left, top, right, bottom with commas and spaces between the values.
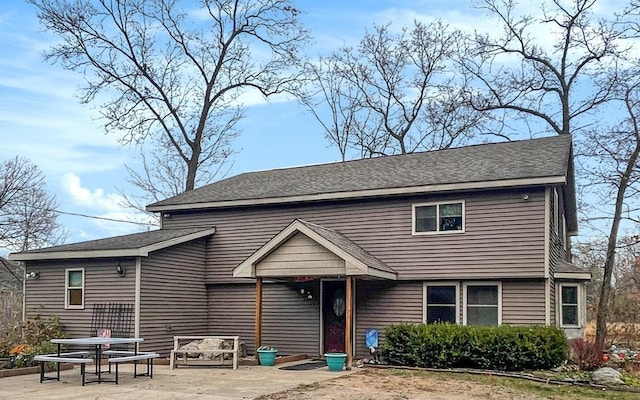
148, 136, 572, 212
9, 227, 216, 261
234, 219, 396, 280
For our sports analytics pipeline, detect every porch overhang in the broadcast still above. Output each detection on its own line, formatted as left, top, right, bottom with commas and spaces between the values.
555, 261, 591, 281
233, 219, 397, 280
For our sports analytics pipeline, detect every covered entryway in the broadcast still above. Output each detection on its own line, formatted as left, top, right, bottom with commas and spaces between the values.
233, 219, 396, 369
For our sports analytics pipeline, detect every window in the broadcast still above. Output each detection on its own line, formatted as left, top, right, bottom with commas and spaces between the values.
560, 284, 579, 327
65, 268, 85, 309
464, 283, 501, 326
413, 201, 464, 234
424, 284, 459, 324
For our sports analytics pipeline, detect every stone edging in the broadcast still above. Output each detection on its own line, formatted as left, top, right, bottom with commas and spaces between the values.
0, 363, 74, 379
364, 364, 640, 394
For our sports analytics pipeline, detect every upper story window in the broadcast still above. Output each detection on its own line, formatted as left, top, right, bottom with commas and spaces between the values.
413, 201, 465, 235
65, 268, 85, 309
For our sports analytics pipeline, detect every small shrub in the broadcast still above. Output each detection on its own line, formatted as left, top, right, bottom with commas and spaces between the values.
21, 315, 65, 346
9, 344, 31, 355
381, 323, 568, 371
0, 337, 11, 357
569, 339, 602, 371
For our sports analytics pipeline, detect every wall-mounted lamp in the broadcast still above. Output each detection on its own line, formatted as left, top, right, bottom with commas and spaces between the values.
522, 193, 530, 201
26, 271, 40, 280
116, 263, 126, 277
299, 288, 313, 300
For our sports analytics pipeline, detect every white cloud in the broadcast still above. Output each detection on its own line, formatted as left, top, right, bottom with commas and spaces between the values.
59, 173, 157, 240
61, 173, 126, 211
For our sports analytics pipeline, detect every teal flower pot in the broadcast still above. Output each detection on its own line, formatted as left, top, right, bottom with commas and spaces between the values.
257, 349, 278, 366
324, 353, 347, 371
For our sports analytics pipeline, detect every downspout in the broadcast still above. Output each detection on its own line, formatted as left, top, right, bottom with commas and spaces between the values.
22, 263, 26, 322
135, 257, 141, 338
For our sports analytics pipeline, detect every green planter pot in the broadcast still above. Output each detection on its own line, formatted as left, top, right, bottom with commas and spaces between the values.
257, 349, 278, 366
324, 353, 347, 371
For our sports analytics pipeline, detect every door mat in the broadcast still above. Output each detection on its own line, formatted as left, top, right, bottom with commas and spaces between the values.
278, 361, 326, 371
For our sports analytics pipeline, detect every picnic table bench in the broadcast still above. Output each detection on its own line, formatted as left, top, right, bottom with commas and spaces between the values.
170, 336, 239, 370
103, 350, 160, 384
34, 351, 93, 385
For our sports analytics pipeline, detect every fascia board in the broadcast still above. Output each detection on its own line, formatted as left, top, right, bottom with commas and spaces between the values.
147, 176, 566, 212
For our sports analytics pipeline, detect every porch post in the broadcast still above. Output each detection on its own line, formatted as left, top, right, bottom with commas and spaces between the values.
255, 277, 263, 350
345, 276, 353, 370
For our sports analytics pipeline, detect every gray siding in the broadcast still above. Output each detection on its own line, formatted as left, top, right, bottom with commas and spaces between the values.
208, 282, 320, 356
208, 284, 256, 351
263, 282, 320, 356
165, 188, 546, 283
502, 280, 546, 325
355, 281, 423, 358
139, 239, 208, 354
549, 186, 569, 326
25, 258, 135, 338
257, 232, 345, 277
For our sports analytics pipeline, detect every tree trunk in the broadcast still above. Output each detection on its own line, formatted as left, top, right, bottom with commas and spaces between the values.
595, 140, 640, 349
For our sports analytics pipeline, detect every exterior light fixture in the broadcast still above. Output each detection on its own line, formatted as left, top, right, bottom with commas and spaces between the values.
26, 271, 40, 280
116, 263, 126, 277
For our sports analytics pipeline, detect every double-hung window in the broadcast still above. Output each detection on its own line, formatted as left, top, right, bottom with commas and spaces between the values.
424, 284, 459, 324
463, 283, 501, 326
413, 201, 464, 234
65, 268, 85, 309
560, 284, 579, 327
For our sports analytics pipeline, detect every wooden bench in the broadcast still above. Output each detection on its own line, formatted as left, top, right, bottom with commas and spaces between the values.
170, 336, 239, 370
103, 351, 159, 384
34, 352, 93, 386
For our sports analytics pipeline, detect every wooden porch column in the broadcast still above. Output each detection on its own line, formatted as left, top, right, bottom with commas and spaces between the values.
255, 277, 263, 350
345, 276, 353, 370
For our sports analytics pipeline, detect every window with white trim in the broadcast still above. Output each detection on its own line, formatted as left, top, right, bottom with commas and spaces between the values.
65, 268, 85, 309
560, 284, 579, 327
464, 283, 501, 326
424, 284, 459, 324
413, 201, 464, 234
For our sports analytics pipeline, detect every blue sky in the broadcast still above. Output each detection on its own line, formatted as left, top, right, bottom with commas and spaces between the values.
0, 0, 622, 252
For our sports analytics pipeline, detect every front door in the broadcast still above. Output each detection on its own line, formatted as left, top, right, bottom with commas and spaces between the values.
323, 280, 346, 353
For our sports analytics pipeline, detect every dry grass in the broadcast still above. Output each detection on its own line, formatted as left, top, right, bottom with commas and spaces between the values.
585, 321, 640, 347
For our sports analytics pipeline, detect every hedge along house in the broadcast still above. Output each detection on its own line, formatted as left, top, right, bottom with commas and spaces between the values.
10, 136, 589, 364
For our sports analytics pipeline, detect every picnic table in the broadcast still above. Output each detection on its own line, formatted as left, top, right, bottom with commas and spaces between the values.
35, 337, 158, 385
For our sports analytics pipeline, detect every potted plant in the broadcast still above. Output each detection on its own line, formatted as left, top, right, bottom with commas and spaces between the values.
256, 346, 278, 366
323, 350, 347, 372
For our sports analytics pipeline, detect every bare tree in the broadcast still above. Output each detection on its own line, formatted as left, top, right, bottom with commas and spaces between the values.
30, 0, 310, 193
299, 57, 379, 161
464, 0, 620, 137
0, 157, 65, 253
305, 20, 482, 158
578, 65, 640, 348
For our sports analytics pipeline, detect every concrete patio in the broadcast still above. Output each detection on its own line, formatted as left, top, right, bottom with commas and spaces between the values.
2, 360, 359, 399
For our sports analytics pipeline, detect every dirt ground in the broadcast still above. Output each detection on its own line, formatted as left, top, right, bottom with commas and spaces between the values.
255, 368, 551, 400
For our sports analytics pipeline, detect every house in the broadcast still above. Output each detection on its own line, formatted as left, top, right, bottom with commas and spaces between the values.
10, 135, 589, 366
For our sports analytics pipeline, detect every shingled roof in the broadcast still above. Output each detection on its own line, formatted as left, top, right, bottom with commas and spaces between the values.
10, 227, 216, 261
148, 135, 573, 212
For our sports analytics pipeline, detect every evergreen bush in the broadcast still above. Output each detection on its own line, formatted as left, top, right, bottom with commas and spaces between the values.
380, 323, 567, 371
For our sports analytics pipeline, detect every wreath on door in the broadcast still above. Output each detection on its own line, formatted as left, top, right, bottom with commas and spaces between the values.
333, 289, 346, 317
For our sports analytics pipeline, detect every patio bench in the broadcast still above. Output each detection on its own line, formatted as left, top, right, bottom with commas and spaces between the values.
34, 353, 93, 386
170, 335, 239, 370
104, 351, 159, 384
